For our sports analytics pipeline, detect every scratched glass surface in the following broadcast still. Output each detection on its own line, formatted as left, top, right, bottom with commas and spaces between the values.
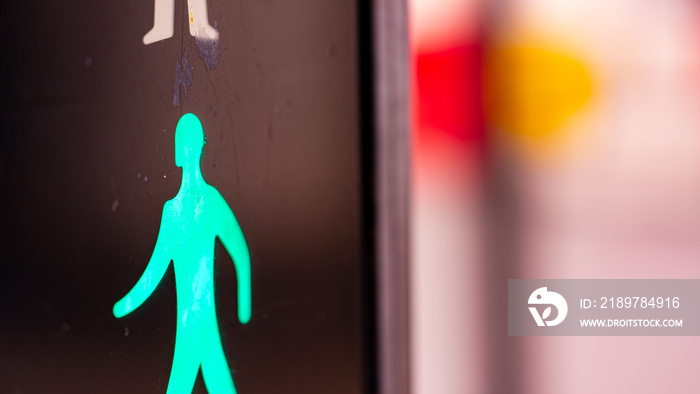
0, 0, 369, 392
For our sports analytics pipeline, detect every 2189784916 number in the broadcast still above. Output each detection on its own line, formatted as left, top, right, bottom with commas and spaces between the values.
598, 297, 680, 309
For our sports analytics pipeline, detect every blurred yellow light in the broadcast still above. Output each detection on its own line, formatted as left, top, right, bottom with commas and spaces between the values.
485, 45, 592, 153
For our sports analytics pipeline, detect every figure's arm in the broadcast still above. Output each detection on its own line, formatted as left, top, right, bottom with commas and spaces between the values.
216, 193, 252, 324
113, 208, 172, 318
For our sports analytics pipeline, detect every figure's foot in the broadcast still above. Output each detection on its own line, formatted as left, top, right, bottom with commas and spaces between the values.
187, 0, 219, 42
143, 24, 175, 45
143, 0, 176, 45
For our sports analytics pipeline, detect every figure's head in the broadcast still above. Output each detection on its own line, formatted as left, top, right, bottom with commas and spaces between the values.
175, 113, 205, 168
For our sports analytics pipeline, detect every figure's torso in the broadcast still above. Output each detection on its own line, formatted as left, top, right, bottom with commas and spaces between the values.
164, 184, 223, 328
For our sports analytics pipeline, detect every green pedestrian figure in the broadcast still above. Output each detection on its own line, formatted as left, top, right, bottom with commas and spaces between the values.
114, 113, 252, 394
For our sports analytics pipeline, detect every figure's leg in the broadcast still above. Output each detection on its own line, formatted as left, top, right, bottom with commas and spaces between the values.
166, 333, 200, 394
143, 0, 176, 45
201, 337, 236, 394
186, 0, 219, 41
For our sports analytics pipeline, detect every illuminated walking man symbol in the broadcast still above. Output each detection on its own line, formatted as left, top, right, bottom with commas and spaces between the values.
114, 113, 251, 394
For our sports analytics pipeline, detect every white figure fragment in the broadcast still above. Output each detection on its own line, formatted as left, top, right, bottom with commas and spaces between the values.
143, 0, 219, 45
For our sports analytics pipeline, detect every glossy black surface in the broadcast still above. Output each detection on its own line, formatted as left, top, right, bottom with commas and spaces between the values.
0, 1, 369, 392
